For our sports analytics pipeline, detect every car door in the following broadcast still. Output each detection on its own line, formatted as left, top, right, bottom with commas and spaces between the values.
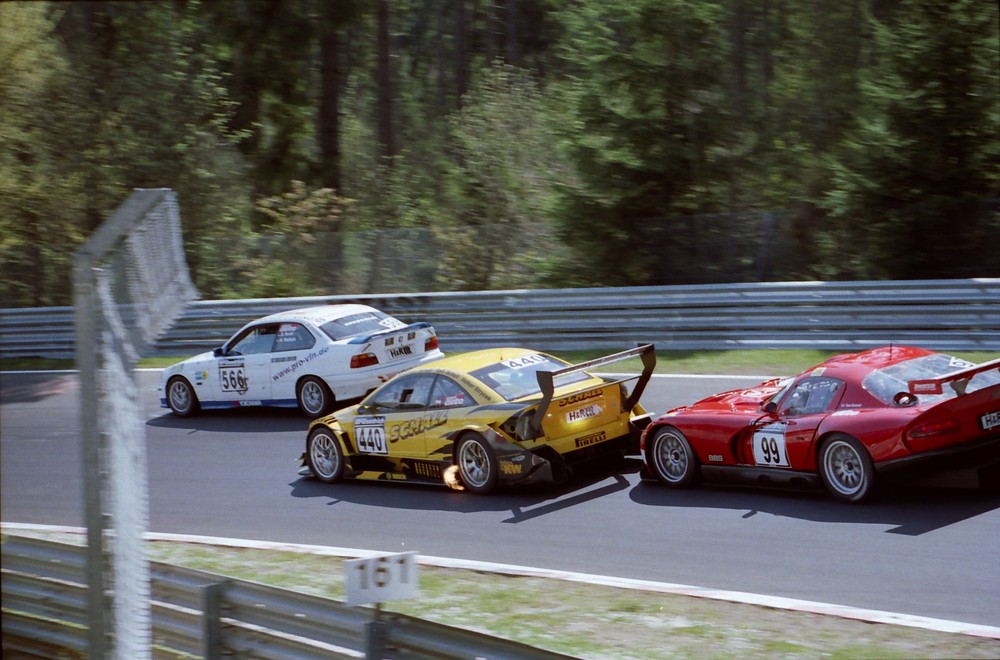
354, 373, 439, 459
750, 377, 845, 469
267, 322, 318, 404
210, 324, 276, 404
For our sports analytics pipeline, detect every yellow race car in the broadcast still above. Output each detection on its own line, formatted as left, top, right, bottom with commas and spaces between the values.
299, 345, 655, 494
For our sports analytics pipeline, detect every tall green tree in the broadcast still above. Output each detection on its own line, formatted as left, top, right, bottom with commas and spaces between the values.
822, 0, 1000, 278
0, 4, 84, 306
550, 0, 739, 285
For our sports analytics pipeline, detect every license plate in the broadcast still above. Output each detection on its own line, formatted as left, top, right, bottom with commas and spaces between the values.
981, 410, 1000, 431
387, 343, 414, 359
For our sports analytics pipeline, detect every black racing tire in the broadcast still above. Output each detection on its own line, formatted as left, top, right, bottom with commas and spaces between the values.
818, 434, 875, 503
166, 376, 200, 417
297, 376, 334, 418
306, 427, 345, 483
456, 434, 499, 495
646, 426, 700, 488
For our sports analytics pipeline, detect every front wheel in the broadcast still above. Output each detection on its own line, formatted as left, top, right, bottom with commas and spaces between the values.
647, 426, 700, 488
306, 427, 345, 483
298, 376, 334, 418
456, 434, 499, 495
166, 377, 199, 417
818, 435, 874, 503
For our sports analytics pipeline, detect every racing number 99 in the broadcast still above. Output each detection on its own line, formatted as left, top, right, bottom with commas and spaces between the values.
759, 436, 780, 464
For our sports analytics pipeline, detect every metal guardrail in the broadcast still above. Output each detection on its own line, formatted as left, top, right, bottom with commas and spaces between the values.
2, 279, 998, 359
1, 535, 569, 659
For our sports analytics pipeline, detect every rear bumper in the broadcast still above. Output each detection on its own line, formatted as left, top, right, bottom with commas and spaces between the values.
876, 433, 1000, 480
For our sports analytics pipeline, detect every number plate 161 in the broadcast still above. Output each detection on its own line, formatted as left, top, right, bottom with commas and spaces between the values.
345, 551, 419, 606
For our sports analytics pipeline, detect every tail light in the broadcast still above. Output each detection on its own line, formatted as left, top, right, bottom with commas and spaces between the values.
425, 335, 439, 351
350, 353, 379, 369
909, 419, 960, 439
907, 418, 961, 452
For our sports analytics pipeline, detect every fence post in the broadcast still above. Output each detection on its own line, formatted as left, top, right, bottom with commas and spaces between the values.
203, 581, 226, 660
364, 604, 390, 659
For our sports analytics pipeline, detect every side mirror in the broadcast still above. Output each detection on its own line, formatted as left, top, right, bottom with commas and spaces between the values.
213, 347, 225, 358
762, 401, 778, 414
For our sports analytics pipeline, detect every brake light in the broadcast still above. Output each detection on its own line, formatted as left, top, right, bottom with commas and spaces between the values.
350, 353, 379, 369
425, 335, 439, 351
909, 419, 960, 439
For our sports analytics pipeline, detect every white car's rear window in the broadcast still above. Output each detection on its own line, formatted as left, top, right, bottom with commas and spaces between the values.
320, 311, 404, 340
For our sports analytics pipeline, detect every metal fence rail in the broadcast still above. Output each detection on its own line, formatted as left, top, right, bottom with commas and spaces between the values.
1, 535, 569, 659
2, 279, 998, 359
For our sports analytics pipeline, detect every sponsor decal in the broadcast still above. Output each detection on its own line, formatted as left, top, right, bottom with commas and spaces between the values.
499, 460, 522, 475
708, 454, 724, 462
911, 382, 939, 394
567, 404, 601, 423
389, 344, 413, 359
559, 389, 603, 407
388, 410, 449, 443
832, 410, 860, 416
575, 431, 607, 448
271, 346, 331, 382
271, 355, 296, 364
238, 400, 263, 407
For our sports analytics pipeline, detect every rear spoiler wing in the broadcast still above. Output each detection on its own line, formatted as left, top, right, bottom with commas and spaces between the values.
527, 344, 656, 439
348, 322, 434, 345
908, 357, 1000, 396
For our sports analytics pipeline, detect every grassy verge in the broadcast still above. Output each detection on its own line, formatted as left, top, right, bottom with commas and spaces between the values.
3, 349, 996, 377
3, 530, 997, 659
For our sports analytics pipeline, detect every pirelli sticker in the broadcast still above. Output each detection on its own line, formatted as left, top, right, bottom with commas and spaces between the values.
575, 431, 607, 449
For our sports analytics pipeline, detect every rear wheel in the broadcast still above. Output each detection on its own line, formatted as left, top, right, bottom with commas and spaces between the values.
818, 435, 874, 503
297, 376, 334, 418
166, 377, 199, 417
306, 427, 345, 483
647, 426, 700, 488
456, 434, 499, 495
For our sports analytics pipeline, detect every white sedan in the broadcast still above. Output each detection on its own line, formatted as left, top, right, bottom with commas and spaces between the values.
159, 304, 444, 418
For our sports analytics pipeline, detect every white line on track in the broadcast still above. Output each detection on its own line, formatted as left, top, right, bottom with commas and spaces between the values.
4, 522, 998, 640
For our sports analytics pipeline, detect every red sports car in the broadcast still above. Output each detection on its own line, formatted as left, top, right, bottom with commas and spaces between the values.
641, 346, 1000, 502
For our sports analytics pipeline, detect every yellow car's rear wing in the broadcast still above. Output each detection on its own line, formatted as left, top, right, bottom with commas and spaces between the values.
527, 344, 656, 439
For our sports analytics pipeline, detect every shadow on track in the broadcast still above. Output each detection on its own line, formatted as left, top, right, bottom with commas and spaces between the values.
0, 373, 76, 404
146, 407, 309, 434
629, 479, 1000, 536
288, 458, 644, 523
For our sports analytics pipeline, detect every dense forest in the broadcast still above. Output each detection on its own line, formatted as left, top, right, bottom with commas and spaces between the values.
1, 0, 997, 307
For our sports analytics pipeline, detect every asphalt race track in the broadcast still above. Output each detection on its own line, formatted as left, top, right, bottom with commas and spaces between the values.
2, 369, 999, 628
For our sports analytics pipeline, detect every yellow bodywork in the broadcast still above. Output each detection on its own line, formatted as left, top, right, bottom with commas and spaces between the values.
302, 346, 655, 493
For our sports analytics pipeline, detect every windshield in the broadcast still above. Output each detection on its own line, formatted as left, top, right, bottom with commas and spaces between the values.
319, 311, 405, 341
862, 354, 1000, 405
470, 353, 592, 401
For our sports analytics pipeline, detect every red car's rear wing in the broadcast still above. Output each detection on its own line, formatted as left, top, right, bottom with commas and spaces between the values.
908, 357, 1000, 396
527, 344, 656, 439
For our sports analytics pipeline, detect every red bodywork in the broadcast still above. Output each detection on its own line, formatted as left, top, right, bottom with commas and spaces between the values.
640, 346, 1000, 495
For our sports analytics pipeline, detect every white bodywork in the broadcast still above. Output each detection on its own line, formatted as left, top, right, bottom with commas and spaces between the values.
159, 304, 444, 415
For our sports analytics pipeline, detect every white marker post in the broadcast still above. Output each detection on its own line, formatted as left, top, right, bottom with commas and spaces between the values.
346, 552, 419, 657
